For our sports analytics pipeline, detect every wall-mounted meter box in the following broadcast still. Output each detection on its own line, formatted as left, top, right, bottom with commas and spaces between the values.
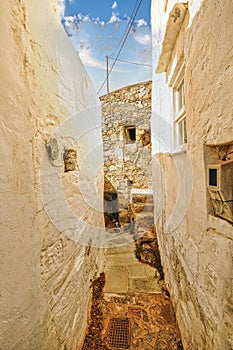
207, 160, 233, 223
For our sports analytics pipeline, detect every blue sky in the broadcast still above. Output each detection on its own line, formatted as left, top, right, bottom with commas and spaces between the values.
58, 0, 152, 95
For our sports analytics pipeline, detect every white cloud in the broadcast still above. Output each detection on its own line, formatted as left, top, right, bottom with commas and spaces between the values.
108, 13, 120, 23
136, 18, 148, 27
92, 17, 106, 26
77, 13, 82, 21
79, 48, 106, 70
134, 33, 151, 45
83, 15, 91, 22
93, 20, 105, 26
64, 16, 75, 27
77, 13, 91, 22
57, 0, 65, 18
112, 1, 118, 9
79, 48, 124, 72
65, 16, 75, 22
76, 13, 105, 25
61, 13, 151, 93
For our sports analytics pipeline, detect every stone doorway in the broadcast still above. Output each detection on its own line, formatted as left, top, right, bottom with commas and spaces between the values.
104, 191, 119, 227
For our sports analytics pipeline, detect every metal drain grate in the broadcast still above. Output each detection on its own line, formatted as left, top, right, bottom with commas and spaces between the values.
107, 317, 130, 349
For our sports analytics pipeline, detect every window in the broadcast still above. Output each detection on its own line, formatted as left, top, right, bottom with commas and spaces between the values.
176, 80, 185, 113
125, 126, 136, 143
168, 58, 187, 148
177, 115, 187, 145
172, 74, 187, 147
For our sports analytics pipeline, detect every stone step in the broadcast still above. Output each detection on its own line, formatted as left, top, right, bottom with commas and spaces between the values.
134, 204, 154, 214
135, 212, 154, 219
136, 215, 154, 228
132, 194, 154, 204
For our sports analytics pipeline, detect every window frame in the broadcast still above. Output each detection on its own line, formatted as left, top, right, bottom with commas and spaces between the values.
174, 79, 185, 115
175, 110, 187, 146
169, 62, 187, 148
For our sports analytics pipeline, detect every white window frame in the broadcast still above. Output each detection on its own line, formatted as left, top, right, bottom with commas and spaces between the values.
176, 112, 187, 145
169, 61, 187, 148
173, 79, 185, 115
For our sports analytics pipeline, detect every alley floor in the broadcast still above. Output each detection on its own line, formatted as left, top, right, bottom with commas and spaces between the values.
82, 232, 183, 350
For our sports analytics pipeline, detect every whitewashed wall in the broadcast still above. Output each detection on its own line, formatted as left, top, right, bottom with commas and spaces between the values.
0, 1, 104, 349
151, 0, 233, 349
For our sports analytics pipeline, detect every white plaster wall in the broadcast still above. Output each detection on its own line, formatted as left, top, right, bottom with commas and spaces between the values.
0, 1, 104, 349
151, 0, 203, 155
151, 0, 201, 69
151, 0, 233, 349
151, 0, 175, 154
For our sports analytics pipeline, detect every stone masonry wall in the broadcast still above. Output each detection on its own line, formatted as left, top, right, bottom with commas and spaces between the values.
151, 0, 233, 349
0, 1, 104, 349
100, 81, 152, 211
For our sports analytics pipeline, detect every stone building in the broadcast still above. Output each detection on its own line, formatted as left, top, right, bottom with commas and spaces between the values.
0, 1, 104, 349
100, 81, 153, 226
151, 0, 233, 349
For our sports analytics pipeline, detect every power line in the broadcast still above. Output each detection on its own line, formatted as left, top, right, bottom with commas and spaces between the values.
97, 0, 143, 95
110, 0, 140, 58
108, 56, 152, 67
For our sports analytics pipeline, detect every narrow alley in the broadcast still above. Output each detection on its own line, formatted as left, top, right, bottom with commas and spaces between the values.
82, 195, 183, 350
82, 241, 183, 350
0, 0, 232, 349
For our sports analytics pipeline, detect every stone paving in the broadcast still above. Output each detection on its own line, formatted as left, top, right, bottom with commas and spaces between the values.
101, 239, 183, 350
81, 196, 183, 349
104, 242, 161, 294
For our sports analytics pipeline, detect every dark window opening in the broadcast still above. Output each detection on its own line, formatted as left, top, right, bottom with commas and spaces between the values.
125, 126, 136, 142
209, 168, 218, 187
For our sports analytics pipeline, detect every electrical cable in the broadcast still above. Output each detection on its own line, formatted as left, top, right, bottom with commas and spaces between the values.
97, 0, 143, 94
110, 0, 140, 57
108, 56, 152, 67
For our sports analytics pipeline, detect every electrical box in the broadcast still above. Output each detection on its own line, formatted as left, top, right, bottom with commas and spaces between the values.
207, 160, 233, 223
